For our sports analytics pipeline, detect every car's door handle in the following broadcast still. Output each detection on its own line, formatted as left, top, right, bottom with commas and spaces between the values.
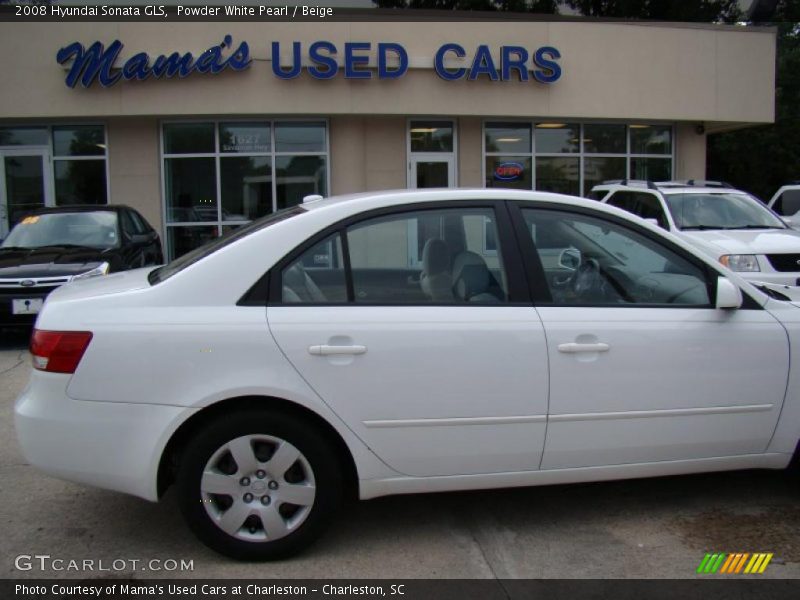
557, 342, 610, 354
308, 344, 367, 356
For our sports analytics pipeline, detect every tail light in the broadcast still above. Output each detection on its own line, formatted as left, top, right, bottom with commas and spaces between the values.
30, 329, 93, 374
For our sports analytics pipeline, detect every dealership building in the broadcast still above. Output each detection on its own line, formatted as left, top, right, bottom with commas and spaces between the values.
0, 17, 776, 259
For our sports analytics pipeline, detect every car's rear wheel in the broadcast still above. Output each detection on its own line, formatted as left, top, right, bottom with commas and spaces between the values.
176, 410, 342, 560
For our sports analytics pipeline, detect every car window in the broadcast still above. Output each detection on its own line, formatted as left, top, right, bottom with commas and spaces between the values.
281, 233, 347, 303
128, 210, 150, 234
346, 208, 508, 304
772, 189, 800, 217
606, 191, 668, 229
521, 208, 711, 306
120, 210, 138, 238
278, 207, 509, 305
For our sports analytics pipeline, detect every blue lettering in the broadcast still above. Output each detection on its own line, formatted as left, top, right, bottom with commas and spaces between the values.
378, 43, 408, 79
272, 41, 302, 79
227, 40, 251, 71
344, 42, 371, 79
308, 41, 338, 79
434, 43, 466, 81
150, 52, 194, 78
501, 46, 529, 82
533, 46, 561, 83
468, 45, 499, 81
57, 40, 123, 88
121, 53, 151, 81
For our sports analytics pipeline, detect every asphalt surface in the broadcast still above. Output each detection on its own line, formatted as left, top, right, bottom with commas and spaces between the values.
1, 327, 799, 580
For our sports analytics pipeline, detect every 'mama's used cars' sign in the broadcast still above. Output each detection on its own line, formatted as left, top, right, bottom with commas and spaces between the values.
56, 36, 562, 88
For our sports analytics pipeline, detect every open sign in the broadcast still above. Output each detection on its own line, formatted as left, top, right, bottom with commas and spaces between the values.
494, 162, 524, 181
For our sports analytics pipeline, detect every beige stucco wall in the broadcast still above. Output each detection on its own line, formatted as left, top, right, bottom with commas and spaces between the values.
106, 118, 162, 232
674, 124, 707, 181
330, 116, 406, 194
0, 21, 775, 128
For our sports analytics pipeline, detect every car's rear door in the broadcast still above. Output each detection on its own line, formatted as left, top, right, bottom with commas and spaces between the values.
511, 202, 789, 470
268, 201, 550, 477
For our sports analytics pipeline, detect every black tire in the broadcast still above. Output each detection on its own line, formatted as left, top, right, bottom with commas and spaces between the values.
176, 409, 343, 560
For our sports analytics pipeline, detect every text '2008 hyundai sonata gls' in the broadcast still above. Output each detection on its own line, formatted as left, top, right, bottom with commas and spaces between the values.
14, 189, 800, 560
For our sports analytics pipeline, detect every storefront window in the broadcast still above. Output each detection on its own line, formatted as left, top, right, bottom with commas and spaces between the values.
0, 127, 48, 146
54, 159, 107, 205
52, 125, 108, 205
536, 157, 580, 196
162, 120, 328, 259
583, 157, 627, 193
221, 156, 272, 221
630, 125, 672, 155
276, 155, 327, 210
484, 122, 673, 196
631, 157, 672, 181
163, 123, 215, 154
220, 123, 270, 153
485, 156, 532, 190
485, 123, 531, 154
535, 123, 580, 153
410, 121, 453, 153
165, 158, 216, 222
583, 124, 626, 154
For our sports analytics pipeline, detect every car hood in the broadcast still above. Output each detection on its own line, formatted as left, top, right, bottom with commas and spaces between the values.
679, 229, 800, 256
47, 266, 155, 302
0, 246, 109, 278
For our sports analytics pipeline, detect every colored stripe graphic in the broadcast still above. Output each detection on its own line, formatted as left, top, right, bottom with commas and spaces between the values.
698, 553, 773, 574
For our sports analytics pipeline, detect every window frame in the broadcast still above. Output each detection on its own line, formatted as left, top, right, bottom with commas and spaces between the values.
263, 200, 530, 307
160, 118, 330, 260
506, 200, 755, 309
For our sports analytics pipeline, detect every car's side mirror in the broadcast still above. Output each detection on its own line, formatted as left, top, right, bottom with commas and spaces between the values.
716, 277, 743, 309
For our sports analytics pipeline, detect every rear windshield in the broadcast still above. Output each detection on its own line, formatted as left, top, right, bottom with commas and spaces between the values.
148, 206, 306, 285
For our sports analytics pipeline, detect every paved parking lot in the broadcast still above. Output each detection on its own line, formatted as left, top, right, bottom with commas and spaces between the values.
1, 328, 799, 580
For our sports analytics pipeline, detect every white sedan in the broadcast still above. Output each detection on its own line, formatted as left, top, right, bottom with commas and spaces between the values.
14, 189, 800, 560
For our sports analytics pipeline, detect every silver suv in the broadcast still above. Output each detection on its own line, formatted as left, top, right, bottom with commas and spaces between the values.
591, 180, 800, 287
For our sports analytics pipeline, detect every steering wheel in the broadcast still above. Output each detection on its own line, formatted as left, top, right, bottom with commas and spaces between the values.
571, 258, 602, 297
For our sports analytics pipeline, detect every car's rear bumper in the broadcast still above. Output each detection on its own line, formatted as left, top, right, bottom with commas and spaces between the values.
14, 371, 190, 502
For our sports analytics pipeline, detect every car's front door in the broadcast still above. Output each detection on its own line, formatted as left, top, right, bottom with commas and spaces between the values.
513, 204, 789, 470
268, 203, 550, 477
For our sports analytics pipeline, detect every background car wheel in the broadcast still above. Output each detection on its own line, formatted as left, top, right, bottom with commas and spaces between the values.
176, 409, 343, 560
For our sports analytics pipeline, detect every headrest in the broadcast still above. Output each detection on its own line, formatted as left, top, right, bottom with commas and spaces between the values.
452, 251, 490, 300
422, 238, 450, 275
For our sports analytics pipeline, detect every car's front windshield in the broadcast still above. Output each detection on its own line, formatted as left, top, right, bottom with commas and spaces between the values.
665, 193, 785, 231
1, 211, 119, 250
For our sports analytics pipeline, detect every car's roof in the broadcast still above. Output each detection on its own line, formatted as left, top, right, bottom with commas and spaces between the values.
24, 204, 129, 216
590, 183, 745, 195
302, 187, 599, 211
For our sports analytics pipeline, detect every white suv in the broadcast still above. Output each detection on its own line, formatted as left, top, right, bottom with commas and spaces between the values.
767, 183, 800, 230
592, 180, 800, 287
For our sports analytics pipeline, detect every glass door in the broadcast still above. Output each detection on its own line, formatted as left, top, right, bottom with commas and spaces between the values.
409, 155, 455, 189
0, 148, 53, 239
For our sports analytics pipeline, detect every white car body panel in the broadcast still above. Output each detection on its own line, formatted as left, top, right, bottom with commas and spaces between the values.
269, 306, 549, 476
536, 306, 788, 469
13, 189, 800, 509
